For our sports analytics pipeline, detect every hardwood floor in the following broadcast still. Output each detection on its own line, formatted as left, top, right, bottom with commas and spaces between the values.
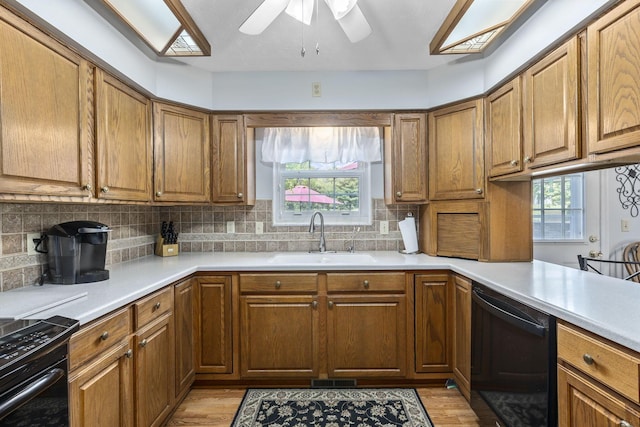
166, 387, 480, 426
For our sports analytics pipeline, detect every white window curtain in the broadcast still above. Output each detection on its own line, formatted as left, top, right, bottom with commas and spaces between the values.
261, 127, 382, 164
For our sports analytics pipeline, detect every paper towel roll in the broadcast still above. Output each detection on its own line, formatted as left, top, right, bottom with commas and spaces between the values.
398, 217, 419, 253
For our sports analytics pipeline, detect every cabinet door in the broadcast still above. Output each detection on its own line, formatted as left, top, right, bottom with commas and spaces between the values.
240, 295, 320, 377
558, 365, 640, 427
486, 77, 522, 177
96, 69, 152, 201
153, 102, 210, 203
386, 113, 427, 203
69, 339, 134, 427
0, 10, 92, 197
587, 0, 640, 154
174, 279, 195, 400
212, 115, 253, 204
135, 314, 174, 427
524, 37, 580, 167
415, 273, 452, 373
327, 294, 406, 377
452, 275, 471, 401
195, 276, 233, 374
429, 99, 484, 200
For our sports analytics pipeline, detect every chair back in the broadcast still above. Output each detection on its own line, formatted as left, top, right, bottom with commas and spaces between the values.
623, 242, 640, 282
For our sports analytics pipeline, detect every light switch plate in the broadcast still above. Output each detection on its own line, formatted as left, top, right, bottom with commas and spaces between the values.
380, 221, 389, 235
255, 222, 264, 234
226, 221, 235, 234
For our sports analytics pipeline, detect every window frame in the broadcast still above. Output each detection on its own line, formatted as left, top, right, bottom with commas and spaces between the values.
532, 173, 585, 242
272, 161, 372, 226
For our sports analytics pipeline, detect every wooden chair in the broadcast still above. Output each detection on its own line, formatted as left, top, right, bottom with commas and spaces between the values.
623, 241, 640, 283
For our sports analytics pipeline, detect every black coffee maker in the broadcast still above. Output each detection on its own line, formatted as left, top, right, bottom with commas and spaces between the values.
46, 221, 110, 284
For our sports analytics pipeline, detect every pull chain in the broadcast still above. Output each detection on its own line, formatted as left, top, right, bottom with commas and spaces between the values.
315, 0, 320, 55
300, 0, 306, 57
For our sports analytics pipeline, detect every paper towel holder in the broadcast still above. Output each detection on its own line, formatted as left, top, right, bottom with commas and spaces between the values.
399, 212, 421, 254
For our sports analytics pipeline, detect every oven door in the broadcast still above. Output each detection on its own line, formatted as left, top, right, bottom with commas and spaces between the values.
470, 285, 557, 427
0, 348, 70, 426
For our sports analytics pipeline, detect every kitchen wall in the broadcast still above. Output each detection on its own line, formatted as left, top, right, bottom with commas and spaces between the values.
0, 200, 415, 292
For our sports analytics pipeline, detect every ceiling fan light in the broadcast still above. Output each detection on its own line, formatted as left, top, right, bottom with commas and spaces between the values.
285, 0, 314, 25
324, 0, 358, 20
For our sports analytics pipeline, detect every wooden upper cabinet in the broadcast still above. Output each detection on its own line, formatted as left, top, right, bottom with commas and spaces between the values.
385, 113, 427, 204
0, 9, 92, 197
486, 77, 522, 178
429, 100, 484, 200
153, 102, 210, 203
587, 0, 640, 155
524, 36, 581, 168
212, 115, 254, 204
95, 70, 152, 202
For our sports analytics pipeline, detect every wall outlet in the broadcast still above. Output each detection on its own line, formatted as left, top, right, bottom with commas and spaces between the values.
27, 232, 43, 255
380, 220, 389, 235
226, 221, 235, 234
312, 82, 321, 97
622, 219, 630, 232
255, 222, 264, 234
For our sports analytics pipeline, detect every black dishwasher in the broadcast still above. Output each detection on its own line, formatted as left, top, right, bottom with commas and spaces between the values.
470, 283, 557, 427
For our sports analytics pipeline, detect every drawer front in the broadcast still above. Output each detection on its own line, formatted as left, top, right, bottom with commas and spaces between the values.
239, 274, 318, 293
558, 322, 640, 403
69, 307, 131, 371
326, 272, 405, 292
134, 286, 173, 329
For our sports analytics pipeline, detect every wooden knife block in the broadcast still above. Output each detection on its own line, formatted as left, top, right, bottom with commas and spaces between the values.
155, 236, 179, 257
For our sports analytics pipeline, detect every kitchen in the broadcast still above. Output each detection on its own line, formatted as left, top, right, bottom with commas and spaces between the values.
2, 0, 640, 426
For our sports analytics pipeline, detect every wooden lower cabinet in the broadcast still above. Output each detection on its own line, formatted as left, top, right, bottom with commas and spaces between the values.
69, 338, 134, 427
326, 294, 406, 377
452, 274, 471, 401
558, 365, 640, 427
174, 279, 195, 400
134, 313, 174, 427
414, 273, 452, 373
194, 276, 234, 374
240, 295, 320, 377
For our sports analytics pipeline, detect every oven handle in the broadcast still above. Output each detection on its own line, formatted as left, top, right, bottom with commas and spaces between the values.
472, 289, 546, 337
0, 368, 65, 420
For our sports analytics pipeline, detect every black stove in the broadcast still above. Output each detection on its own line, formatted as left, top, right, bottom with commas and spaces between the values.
0, 316, 78, 426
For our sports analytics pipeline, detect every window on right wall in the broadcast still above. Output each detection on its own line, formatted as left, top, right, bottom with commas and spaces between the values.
532, 173, 585, 241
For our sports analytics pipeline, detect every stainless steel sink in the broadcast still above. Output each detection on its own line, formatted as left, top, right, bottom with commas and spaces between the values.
268, 252, 377, 265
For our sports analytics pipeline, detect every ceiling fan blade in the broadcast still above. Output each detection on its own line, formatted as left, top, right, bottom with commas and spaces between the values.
285, 0, 314, 25
337, 4, 371, 43
239, 0, 291, 35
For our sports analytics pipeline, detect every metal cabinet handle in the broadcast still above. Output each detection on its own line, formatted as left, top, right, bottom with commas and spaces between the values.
620, 421, 633, 427
139, 339, 148, 348
475, 188, 483, 194
583, 353, 594, 365
154, 302, 161, 310
328, 301, 334, 309
396, 191, 402, 198
510, 160, 519, 166
312, 300, 318, 309
524, 156, 532, 164
125, 349, 133, 359
275, 280, 281, 289
237, 193, 243, 198
156, 191, 162, 197
101, 186, 109, 193
83, 183, 93, 192
363, 280, 370, 289
100, 331, 109, 341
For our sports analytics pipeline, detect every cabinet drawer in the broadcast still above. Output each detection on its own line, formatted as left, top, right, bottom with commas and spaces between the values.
69, 307, 131, 371
239, 274, 318, 293
326, 273, 405, 292
134, 286, 173, 330
558, 322, 640, 403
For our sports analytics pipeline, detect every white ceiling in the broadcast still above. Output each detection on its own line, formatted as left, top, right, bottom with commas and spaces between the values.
174, 0, 462, 73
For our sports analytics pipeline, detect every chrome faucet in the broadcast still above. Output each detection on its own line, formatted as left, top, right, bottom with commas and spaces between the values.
308, 211, 326, 253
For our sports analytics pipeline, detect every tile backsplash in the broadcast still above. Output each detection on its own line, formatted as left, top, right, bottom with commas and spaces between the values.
0, 200, 417, 292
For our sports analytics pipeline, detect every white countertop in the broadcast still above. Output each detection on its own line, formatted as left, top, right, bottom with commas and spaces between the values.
1, 251, 638, 353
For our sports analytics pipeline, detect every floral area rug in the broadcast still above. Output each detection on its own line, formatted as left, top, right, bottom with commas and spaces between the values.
231, 388, 434, 427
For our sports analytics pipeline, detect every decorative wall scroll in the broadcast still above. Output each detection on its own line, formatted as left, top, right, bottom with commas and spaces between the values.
615, 164, 640, 217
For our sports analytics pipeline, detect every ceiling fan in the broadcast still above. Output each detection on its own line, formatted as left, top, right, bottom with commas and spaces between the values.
239, 0, 372, 43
